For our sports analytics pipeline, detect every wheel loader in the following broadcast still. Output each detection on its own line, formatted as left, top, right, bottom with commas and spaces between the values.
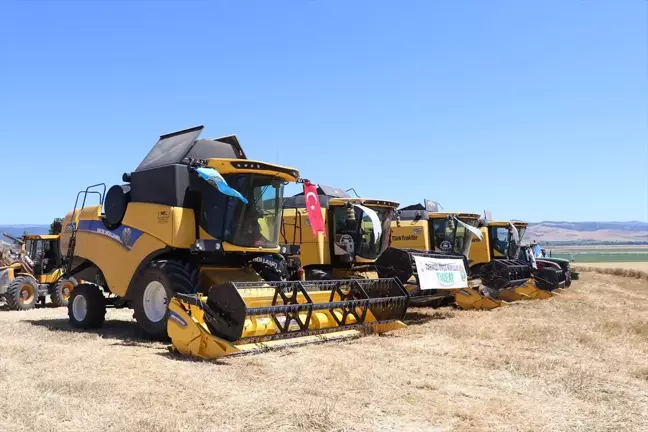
374, 200, 503, 310
280, 184, 399, 281
0, 234, 77, 310
60, 126, 409, 359
468, 219, 564, 302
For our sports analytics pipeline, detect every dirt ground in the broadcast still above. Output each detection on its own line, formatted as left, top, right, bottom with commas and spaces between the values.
580, 261, 648, 271
1, 273, 647, 432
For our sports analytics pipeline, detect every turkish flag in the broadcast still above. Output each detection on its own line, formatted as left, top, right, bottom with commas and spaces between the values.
303, 181, 326, 237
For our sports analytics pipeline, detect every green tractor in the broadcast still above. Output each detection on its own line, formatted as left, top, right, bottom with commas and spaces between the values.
518, 245, 579, 286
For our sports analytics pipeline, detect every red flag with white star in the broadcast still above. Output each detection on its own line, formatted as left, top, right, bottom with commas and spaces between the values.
303, 181, 326, 237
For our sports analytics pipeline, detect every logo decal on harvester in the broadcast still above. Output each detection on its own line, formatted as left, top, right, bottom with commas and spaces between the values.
168, 311, 187, 327
440, 240, 452, 252
120, 227, 132, 246
76, 220, 144, 250
157, 211, 170, 223
392, 234, 419, 241
65, 223, 76, 233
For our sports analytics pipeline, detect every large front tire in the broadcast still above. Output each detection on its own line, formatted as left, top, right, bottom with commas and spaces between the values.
68, 283, 106, 329
5, 276, 39, 311
131, 260, 197, 341
51, 277, 78, 307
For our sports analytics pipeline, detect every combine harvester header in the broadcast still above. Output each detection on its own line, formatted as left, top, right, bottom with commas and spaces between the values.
169, 278, 409, 358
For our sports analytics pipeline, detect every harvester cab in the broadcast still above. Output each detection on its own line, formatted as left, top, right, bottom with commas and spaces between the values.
0, 234, 76, 310
280, 185, 399, 280
375, 201, 501, 309
60, 126, 409, 359
468, 219, 558, 301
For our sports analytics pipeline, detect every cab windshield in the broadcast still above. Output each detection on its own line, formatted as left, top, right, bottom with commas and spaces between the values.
430, 217, 478, 255
332, 205, 393, 260
199, 174, 284, 248
490, 225, 518, 258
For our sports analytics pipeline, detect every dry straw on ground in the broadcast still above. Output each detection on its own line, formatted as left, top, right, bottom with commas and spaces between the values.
575, 263, 648, 280
1, 273, 647, 432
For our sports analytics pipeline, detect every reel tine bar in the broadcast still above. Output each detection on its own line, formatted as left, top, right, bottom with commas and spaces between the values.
229, 279, 409, 340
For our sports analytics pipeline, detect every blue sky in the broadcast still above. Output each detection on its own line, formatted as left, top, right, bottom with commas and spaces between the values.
0, 0, 646, 224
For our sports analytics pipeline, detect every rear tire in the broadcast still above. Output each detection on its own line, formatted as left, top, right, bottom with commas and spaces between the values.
68, 283, 106, 329
51, 277, 77, 307
5, 276, 39, 311
131, 260, 197, 341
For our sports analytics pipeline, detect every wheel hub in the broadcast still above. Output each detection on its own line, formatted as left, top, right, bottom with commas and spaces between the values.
142, 281, 168, 323
72, 295, 88, 321
19, 285, 34, 303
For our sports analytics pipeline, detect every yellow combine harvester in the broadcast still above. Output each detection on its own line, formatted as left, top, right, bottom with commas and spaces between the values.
280, 185, 398, 281
375, 200, 502, 310
60, 126, 409, 359
468, 219, 561, 301
0, 233, 76, 310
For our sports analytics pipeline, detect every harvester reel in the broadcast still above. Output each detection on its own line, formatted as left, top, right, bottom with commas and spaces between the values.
480, 260, 531, 292
204, 284, 248, 342
374, 247, 415, 285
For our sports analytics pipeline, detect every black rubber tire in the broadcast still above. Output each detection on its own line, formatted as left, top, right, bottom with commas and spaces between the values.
131, 260, 198, 341
5, 276, 39, 311
51, 277, 78, 307
68, 283, 106, 329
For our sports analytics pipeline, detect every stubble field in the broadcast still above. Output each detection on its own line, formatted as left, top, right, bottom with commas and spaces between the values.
1, 272, 647, 432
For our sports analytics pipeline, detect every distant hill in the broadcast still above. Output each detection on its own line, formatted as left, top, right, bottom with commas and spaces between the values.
0, 225, 50, 238
1, 221, 646, 244
526, 221, 648, 243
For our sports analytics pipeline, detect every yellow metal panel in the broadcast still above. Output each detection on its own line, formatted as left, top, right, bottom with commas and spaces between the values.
170, 207, 196, 248
390, 220, 429, 251
281, 207, 329, 266
328, 198, 399, 208
39, 268, 63, 284
468, 227, 491, 267
23, 234, 60, 240
121, 203, 187, 248
427, 212, 481, 220
205, 158, 298, 182
73, 228, 167, 297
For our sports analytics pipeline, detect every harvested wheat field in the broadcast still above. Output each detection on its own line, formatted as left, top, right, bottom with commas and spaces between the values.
1, 273, 648, 432
578, 261, 648, 272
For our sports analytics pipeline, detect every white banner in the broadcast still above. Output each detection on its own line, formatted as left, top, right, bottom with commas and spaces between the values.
413, 256, 469, 290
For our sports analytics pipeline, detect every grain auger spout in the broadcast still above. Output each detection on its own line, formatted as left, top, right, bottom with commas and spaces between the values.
168, 278, 410, 359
